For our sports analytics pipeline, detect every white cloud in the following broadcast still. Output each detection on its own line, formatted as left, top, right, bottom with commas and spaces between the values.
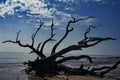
57, 0, 74, 3
0, 2, 14, 17
17, 14, 23, 18
56, 11, 71, 18
0, 0, 95, 28
56, 0, 104, 6
64, 7, 75, 11
57, 0, 103, 2
0, 0, 56, 18
0, 0, 105, 17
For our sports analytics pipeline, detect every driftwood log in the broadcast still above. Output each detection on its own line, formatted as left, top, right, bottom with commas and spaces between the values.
3, 16, 119, 77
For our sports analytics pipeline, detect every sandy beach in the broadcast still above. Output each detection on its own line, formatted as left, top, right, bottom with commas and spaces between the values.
0, 53, 120, 80
0, 65, 120, 80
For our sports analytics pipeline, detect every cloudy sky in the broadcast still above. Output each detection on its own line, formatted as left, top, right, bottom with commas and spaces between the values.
0, 0, 120, 55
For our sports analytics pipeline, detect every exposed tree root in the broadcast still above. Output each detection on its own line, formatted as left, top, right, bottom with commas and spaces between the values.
3, 16, 118, 77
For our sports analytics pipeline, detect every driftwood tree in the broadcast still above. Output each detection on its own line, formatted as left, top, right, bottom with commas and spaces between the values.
3, 16, 120, 77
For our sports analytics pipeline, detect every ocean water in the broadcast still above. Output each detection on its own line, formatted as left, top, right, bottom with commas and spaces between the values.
0, 52, 37, 67
0, 52, 120, 80
63, 55, 120, 68
0, 52, 119, 68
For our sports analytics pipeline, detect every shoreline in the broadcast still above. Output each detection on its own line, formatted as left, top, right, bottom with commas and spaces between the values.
0, 65, 120, 80
0, 54, 120, 80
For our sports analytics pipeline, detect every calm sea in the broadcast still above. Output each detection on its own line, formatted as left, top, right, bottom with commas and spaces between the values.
0, 52, 37, 67
0, 51, 120, 79
0, 52, 119, 68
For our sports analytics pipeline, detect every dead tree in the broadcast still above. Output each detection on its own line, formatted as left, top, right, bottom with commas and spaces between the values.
3, 16, 119, 77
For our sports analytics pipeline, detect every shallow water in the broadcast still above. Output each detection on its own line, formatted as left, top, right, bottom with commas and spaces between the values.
0, 52, 120, 80
0, 52, 37, 67
0, 65, 28, 80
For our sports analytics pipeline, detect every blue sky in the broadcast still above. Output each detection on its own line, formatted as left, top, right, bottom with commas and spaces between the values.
0, 0, 120, 55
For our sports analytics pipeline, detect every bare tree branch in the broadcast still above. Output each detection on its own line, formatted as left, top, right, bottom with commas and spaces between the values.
78, 37, 116, 48
37, 42, 42, 51
51, 37, 115, 59
90, 66, 110, 72
3, 31, 46, 58
51, 45, 82, 59
84, 25, 100, 39
3, 17, 118, 76
57, 55, 93, 64
71, 16, 94, 23
40, 19, 56, 54
51, 16, 93, 55
99, 60, 120, 76
16, 30, 21, 41
31, 19, 44, 46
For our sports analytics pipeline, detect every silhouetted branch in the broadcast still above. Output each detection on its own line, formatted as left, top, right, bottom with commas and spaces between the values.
3, 16, 118, 77
3, 30, 46, 58
84, 25, 99, 39
52, 45, 82, 59
57, 55, 93, 64
40, 19, 56, 54
90, 66, 110, 72
78, 37, 116, 48
99, 60, 120, 76
31, 20, 44, 46
50, 19, 55, 37
16, 30, 21, 41
71, 16, 94, 23
52, 37, 115, 59
37, 42, 42, 51
29, 51, 34, 54
51, 16, 93, 55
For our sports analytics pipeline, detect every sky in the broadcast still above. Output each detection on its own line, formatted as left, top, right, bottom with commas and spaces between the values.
0, 0, 120, 56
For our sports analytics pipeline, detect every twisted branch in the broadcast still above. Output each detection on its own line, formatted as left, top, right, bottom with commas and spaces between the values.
51, 16, 93, 55
51, 37, 115, 59
40, 19, 56, 54
99, 60, 120, 76
78, 37, 116, 48
57, 55, 93, 64
3, 27, 46, 58
31, 19, 44, 46
84, 25, 101, 39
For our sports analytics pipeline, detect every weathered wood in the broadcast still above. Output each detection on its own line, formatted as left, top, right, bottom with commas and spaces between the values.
3, 17, 118, 77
